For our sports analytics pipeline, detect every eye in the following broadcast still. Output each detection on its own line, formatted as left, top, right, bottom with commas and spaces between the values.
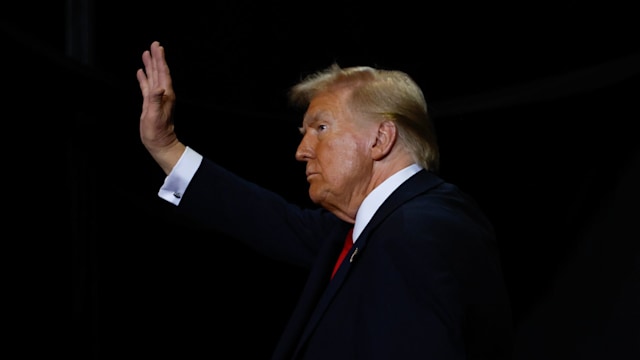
317, 124, 327, 132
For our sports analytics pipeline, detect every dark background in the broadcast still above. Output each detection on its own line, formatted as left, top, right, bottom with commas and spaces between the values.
4, 1, 638, 359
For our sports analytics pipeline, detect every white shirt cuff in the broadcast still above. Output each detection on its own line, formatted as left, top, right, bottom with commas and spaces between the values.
158, 146, 203, 205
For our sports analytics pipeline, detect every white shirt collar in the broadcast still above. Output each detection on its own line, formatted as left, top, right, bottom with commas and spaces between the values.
352, 164, 423, 241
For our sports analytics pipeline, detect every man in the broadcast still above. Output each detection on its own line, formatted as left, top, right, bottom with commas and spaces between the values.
137, 41, 513, 359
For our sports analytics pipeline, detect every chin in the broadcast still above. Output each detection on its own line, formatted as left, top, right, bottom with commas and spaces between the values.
308, 194, 321, 205
308, 188, 324, 206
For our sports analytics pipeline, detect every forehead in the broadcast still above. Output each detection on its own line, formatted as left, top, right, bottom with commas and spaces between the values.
302, 89, 350, 125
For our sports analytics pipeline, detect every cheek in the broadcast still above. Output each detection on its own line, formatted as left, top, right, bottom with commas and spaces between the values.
320, 138, 367, 177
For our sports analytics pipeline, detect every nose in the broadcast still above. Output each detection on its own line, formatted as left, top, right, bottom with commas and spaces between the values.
295, 135, 313, 162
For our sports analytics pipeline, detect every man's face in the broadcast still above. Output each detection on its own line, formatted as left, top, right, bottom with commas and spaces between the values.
295, 89, 376, 221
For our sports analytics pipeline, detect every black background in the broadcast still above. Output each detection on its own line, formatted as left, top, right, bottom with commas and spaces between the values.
3, 1, 639, 359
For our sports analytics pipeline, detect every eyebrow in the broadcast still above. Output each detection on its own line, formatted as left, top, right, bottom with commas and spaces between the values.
298, 119, 315, 135
298, 114, 320, 136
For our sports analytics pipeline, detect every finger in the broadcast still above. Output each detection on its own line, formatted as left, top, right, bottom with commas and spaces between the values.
136, 68, 149, 114
140, 49, 156, 97
137, 67, 148, 94
152, 42, 173, 97
149, 42, 162, 90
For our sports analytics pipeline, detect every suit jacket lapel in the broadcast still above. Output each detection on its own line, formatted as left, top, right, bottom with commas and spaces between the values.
292, 170, 444, 356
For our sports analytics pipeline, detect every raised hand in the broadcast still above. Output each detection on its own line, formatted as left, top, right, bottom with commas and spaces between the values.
137, 41, 185, 174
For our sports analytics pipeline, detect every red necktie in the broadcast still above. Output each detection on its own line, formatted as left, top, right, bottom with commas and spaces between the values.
331, 228, 354, 279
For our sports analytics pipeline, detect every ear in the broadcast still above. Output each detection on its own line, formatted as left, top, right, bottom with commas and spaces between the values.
371, 120, 397, 161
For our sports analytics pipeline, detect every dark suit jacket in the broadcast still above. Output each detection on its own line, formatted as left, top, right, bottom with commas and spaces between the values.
177, 159, 513, 359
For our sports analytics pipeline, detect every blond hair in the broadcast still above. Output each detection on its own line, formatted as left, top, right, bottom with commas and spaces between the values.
289, 64, 439, 172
